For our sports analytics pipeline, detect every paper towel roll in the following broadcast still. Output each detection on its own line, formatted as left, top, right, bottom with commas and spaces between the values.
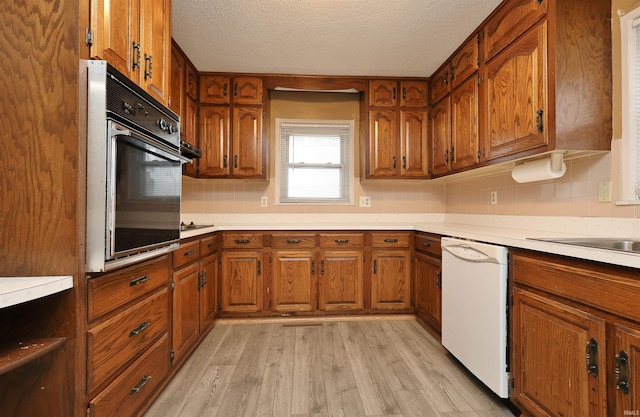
511, 157, 566, 183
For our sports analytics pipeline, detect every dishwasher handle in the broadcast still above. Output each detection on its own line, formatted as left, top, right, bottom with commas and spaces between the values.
442, 244, 502, 264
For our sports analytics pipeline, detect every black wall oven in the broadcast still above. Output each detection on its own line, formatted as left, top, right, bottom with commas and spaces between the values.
85, 60, 190, 272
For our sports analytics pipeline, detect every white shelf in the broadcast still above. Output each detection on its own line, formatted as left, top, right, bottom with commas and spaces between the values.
0, 276, 73, 309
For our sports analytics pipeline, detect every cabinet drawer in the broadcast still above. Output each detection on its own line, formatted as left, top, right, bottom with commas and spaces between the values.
483, 0, 547, 61
88, 288, 168, 392
371, 232, 411, 248
319, 233, 364, 248
173, 240, 200, 269
414, 233, 442, 257
223, 233, 264, 249
270, 233, 317, 249
200, 234, 220, 257
88, 334, 169, 417
88, 256, 170, 322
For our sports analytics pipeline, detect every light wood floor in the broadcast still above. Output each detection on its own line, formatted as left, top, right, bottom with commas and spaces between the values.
144, 318, 517, 417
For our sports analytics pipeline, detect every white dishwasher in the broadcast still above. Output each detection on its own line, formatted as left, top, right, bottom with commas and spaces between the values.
441, 237, 509, 398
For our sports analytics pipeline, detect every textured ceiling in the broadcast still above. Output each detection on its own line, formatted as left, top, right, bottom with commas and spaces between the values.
171, 0, 503, 78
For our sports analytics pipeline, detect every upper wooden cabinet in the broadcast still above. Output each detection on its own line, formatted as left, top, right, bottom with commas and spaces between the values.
364, 79, 429, 179
90, 0, 171, 104
478, 0, 611, 162
200, 76, 263, 105
430, 35, 479, 105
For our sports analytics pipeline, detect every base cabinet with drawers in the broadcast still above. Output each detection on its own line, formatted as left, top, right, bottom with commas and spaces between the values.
219, 231, 411, 317
511, 250, 640, 417
413, 232, 442, 337
171, 233, 220, 366
86, 255, 171, 417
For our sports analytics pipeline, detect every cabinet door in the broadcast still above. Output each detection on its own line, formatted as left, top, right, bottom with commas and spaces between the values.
318, 251, 364, 312
371, 250, 411, 310
169, 46, 185, 118
90, 0, 140, 82
199, 105, 230, 177
414, 252, 441, 334
233, 77, 263, 105
512, 288, 607, 417
400, 81, 428, 107
271, 251, 316, 312
172, 262, 200, 364
182, 97, 199, 177
199, 253, 219, 330
482, 22, 548, 161
232, 106, 264, 178
367, 110, 399, 177
483, 0, 548, 61
185, 61, 198, 100
200, 75, 231, 104
400, 110, 429, 178
450, 35, 479, 89
430, 97, 451, 176
369, 80, 398, 107
451, 76, 479, 171
613, 324, 640, 416
139, 0, 170, 103
221, 251, 263, 313
430, 65, 451, 105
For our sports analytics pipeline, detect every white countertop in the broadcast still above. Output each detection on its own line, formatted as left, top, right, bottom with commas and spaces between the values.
180, 213, 640, 269
0, 276, 74, 309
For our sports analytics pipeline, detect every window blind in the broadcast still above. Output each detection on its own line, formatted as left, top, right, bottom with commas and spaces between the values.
279, 122, 352, 204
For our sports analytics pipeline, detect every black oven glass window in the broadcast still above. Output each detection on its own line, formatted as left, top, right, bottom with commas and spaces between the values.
114, 135, 181, 253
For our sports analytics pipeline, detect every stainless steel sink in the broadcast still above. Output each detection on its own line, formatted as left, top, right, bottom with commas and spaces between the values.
529, 238, 640, 253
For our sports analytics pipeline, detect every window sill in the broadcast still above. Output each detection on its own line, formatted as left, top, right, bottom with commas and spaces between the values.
615, 200, 640, 206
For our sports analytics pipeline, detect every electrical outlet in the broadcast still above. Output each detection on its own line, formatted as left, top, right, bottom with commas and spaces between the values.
490, 191, 498, 205
261, 196, 268, 207
359, 196, 371, 207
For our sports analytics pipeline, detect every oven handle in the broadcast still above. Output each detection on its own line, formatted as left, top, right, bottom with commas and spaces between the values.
108, 121, 192, 164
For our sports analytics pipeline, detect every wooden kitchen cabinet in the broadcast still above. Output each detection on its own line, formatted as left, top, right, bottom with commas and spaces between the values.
90, 0, 171, 104
370, 232, 411, 311
477, 0, 611, 162
364, 80, 429, 179
86, 255, 171, 417
318, 232, 365, 312
271, 251, 316, 312
197, 75, 266, 179
413, 233, 442, 337
429, 35, 479, 177
511, 249, 640, 417
171, 233, 220, 366
221, 232, 265, 313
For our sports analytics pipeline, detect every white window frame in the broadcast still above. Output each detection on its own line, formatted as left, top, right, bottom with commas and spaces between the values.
619, 7, 640, 203
275, 118, 355, 205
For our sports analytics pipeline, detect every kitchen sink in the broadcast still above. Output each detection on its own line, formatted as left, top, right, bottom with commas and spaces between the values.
529, 238, 640, 253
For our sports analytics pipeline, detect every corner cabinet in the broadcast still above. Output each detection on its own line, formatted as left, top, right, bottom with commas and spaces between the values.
478, 0, 611, 162
363, 80, 429, 180
197, 75, 267, 179
511, 249, 640, 417
369, 232, 412, 311
89, 0, 171, 104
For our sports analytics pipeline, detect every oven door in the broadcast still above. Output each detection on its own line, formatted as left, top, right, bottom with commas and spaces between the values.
105, 120, 188, 262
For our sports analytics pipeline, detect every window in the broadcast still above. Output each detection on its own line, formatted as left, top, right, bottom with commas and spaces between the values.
620, 7, 640, 203
276, 119, 354, 204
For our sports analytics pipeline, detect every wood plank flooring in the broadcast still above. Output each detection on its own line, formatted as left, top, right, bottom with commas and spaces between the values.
143, 319, 517, 417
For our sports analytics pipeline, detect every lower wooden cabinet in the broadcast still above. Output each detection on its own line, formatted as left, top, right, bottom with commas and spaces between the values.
370, 232, 412, 311
271, 250, 316, 312
86, 255, 171, 417
413, 232, 442, 337
318, 250, 364, 312
172, 233, 220, 365
511, 249, 640, 417
221, 250, 264, 313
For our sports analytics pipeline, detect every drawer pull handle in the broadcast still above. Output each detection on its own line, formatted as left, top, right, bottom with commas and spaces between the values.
130, 375, 151, 395
616, 350, 630, 394
129, 275, 149, 287
235, 239, 251, 244
129, 321, 150, 337
586, 338, 599, 376
384, 239, 398, 243
335, 239, 350, 244
184, 249, 196, 256
422, 242, 432, 247
287, 239, 301, 244
207, 242, 216, 248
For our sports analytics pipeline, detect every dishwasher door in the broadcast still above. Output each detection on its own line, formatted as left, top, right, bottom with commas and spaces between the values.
441, 237, 509, 398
